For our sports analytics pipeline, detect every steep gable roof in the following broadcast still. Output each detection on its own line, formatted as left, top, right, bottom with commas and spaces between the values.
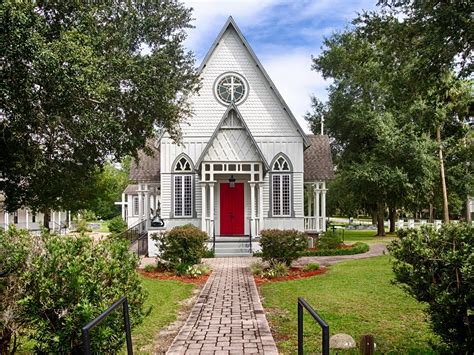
198, 16, 310, 148
195, 102, 270, 170
304, 135, 335, 181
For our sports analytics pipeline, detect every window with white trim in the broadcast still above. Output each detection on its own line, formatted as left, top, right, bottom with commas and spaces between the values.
272, 156, 291, 217
173, 156, 193, 217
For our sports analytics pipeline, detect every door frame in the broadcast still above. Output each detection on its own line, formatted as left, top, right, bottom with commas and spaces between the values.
218, 182, 245, 235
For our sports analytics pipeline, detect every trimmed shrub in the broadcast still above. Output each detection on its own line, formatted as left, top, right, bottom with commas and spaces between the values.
316, 230, 343, 249
0, 227, 32, 354
0, 228, 147, 353
153, 224, 208, 267
388, 223, 474, 353
302, 262, 320, 272
108, 216, 128, 234
260, 229, 308, 266
300, 242, 369, 256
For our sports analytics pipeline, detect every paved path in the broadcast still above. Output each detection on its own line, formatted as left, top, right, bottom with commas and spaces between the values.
293, 243, 388, 267
167, 257, 278, 355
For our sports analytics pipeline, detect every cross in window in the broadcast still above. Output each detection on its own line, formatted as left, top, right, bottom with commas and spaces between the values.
222, 76, 243, 101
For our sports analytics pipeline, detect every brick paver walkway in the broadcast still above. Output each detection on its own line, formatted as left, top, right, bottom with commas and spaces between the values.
167, 257, 278, 354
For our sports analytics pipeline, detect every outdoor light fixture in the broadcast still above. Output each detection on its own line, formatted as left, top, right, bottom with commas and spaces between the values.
229, 175, 236, 188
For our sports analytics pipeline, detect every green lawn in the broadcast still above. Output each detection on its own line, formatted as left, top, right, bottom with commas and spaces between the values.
340, 229, 396, 245
131, 277, 195, 353
261, 256, 439, 354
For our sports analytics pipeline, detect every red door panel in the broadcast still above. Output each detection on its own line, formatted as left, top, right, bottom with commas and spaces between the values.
220, 183, 244, 235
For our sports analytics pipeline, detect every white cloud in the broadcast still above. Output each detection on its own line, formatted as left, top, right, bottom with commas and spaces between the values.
181, 0, 378, 133
183, 0, 283, 56
260, 49, 330, 133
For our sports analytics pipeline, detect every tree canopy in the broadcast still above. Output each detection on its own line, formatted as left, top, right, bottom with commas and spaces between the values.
307, 3, 472, 232
0, 1, 199, 215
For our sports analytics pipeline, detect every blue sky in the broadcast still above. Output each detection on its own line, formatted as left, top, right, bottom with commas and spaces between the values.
182, 0, 378, 132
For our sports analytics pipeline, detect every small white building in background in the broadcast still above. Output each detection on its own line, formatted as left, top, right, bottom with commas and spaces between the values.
118, 17, 335, 256
0, 195, 69, 233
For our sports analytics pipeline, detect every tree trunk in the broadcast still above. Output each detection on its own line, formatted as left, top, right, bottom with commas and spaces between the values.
429, 203, 434, 223
371, 210, 377, 225
43, 210, 50, 231
437, 126, 449, 223
376, 203, 385, 236
389, 207, 396, 233
1, 329, 12, 355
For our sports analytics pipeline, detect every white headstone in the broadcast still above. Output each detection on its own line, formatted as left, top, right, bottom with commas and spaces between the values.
408, 219, 415, 229
434, 220, 442, 230
330, 334, 356, 350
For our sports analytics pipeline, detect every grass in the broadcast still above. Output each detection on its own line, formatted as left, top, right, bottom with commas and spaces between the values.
261, 256, 439, 354
131, 276, 195, 353
339, 229, 396, 245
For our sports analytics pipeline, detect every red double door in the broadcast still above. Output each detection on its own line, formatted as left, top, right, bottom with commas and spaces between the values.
220, 183, 244, 235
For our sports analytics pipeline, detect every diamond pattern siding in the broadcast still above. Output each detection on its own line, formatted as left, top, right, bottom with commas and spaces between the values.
204, 129, 260, 162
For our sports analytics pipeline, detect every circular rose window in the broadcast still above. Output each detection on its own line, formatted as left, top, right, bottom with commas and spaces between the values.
214, 73, 248, 105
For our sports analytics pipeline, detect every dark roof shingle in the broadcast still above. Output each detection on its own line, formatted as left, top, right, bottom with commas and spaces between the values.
129, 144, 160, 183
304, 135, 335, 181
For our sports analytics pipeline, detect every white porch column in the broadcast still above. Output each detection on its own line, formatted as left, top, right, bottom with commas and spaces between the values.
209, 182, 215, 235
150, 194, 155, 216
315, 184, 320, 231
144, 184, 150, 221
250, 182, 256, 237
321, 181, 327, 231
121, 193, 126, 219
4, 211, 9, 228
138, 185, 143, 222
26, 209, 29, 230
259, 183, 264, 234
68, 211, 71, 228
308, 185, 312, 217
201, 183, 207, 233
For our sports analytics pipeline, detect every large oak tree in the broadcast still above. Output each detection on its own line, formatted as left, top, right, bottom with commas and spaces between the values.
0, 1, 199, 222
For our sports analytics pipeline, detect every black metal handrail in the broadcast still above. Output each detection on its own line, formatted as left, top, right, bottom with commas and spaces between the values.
116, 219, 149, 256
298, 297, 329, 355
82, 296, 133, 355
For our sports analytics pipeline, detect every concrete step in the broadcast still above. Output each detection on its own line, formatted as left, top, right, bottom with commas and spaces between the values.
214, 243, 250, 249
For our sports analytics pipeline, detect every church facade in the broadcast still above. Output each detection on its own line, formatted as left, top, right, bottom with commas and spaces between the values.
119, 17, 334, 256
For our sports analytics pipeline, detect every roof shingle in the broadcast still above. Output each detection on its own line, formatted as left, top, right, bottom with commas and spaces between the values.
129, 145, 160, 183
304, 135, 335, 181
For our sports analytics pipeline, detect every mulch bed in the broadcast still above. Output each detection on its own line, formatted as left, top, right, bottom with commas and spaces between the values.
138, 270, 210, 285
254, 266, 327, 285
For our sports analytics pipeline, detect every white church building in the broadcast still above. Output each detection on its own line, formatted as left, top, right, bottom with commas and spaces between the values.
118, 17, 334, 256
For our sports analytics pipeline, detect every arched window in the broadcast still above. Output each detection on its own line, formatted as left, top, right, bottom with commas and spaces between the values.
173, 155, 193, 217
272, 155, 291, 217
174, 156, 192, 172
